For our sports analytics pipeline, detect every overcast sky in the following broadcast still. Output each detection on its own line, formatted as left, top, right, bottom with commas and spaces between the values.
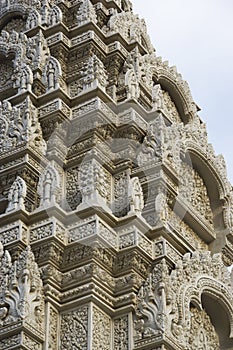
132, 0, 233, 184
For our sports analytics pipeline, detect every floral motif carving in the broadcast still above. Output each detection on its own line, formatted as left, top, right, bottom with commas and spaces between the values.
114, 316, 128, 350
66, 167, 82, 210
92, 306, 111, 350
60, 306, 88, 350
78, 158, 111, 212
179, 161, 213, 225
48, 306, 59, 350
0, 97, 46, 155
0, 244, 44, 329
113, 171, 130, 217
188, 307, 219, 349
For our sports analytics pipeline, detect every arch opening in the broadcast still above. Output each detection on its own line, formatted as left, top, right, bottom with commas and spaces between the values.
184, 149, 226, 234
202, 293, 233, 349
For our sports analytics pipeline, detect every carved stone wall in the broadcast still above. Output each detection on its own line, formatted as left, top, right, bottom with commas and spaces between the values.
0, 0, 232, 349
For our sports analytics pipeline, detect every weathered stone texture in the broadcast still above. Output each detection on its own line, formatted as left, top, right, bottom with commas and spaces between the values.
0, 0, 232, 349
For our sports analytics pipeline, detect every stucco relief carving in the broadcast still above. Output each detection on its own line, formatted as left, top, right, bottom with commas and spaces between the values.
66, 167, 82, 210
104, 11, 154, 53
114, 316, 129, 350
134, 259, 168, 340
128, 177, 144, 216
92, 306, 111, 350
76, 0, 97, 26
135, 252, 232, 346
60, 306, 88, 350
81, 54, 108, 92
14, 64, 33, 93
0, 97, 46, 155
179, 161, 213, 225
42, 56, 65, 92
26, 9, 41, 30
0, 57, 14, 92
137, 114, 164, 166
78, 158, 111, 212
47, 5, 62, 27
6, 176, 27, 212
135, 253, 233, 347
188, 307, 219, 349
0, 244, 44, 328
38, 163, 61, 207
0, 1, 232, 350
3, 18, 26, 32
113, 171, 130, 217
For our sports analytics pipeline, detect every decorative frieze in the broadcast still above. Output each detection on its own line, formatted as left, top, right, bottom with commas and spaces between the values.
30, 218, 66, 243
0, 221, 28, 246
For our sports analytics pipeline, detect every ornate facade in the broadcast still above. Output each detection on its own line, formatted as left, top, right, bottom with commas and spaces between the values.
0, 0, 232, 349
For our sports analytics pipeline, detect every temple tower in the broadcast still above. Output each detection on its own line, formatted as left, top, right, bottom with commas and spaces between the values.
0, 0, 233, 349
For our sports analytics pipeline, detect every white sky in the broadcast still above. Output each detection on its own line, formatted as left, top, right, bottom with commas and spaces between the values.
132, 0, 233, 184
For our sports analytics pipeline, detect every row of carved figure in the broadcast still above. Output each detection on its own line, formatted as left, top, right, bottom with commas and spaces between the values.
1, 0, 144, 48
0, 7, 195, 114
5, 167, 144, 217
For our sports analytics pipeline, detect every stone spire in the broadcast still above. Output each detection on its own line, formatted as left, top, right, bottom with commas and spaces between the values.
0, 0, 232, 349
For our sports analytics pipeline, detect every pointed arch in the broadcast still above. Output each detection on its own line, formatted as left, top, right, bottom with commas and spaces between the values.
38, 163, 60, 207
181, 276, 233, 348
26, 9, 41, 30
6, 176, 27, 212
148, 63, 198, 123
47, 5, 62, 27
42, 56, 62, 92
181, 142, 231, 239
15, 64, 33, 93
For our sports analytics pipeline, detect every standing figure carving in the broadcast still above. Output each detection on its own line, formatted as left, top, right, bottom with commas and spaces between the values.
6, 176, 27, 212
128, 177, 144, 215
152, 84, 164, 111
38, 164, 60, 207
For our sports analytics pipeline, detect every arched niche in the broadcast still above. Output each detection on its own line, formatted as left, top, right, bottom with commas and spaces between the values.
183, 146, 230, 251
202, 293, 233, 349
151, 67, 198, 124
151, 80, 182, 124
0, 13, 27, 33
0, 51, 15, 100
181, 275, 233, 349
